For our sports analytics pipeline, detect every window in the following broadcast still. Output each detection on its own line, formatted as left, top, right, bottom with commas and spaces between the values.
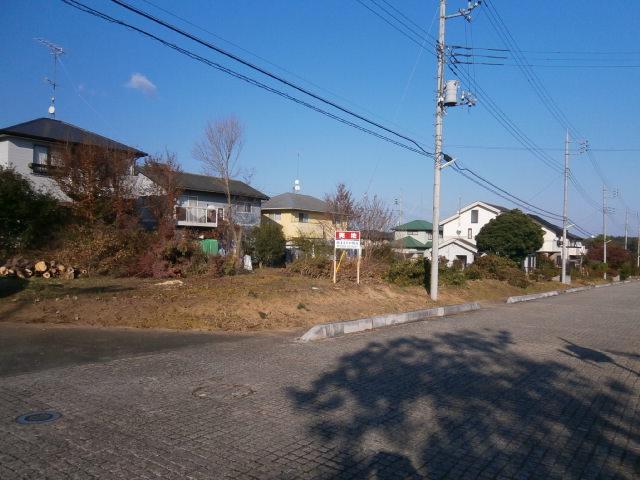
272, 212, 281, 221
206, 208, 217, 224
298, 212, 309, 223
33, 145, 49, 165
407, 231, 418, 235
186, 196, 198, 207
238, 202, 251, 213
467, 228, 473, 239
470, 209, 479, 224
218, 208, 224, 220
427, 232, 433, 240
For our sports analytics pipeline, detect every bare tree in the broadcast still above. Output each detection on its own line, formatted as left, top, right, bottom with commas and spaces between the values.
192, 116, 245, 258
52, 142, 137, 225
325, 183, 356, 228
139, 150, 182, 238
353, 194, 396, 260
355, 194, 395, 236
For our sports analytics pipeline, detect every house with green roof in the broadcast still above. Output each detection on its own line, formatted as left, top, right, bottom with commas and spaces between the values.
391, 219, 442, 256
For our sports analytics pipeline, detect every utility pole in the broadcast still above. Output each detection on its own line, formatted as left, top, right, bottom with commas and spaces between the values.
561, 130, 570, 284
429, 0, 480, 301
637, 212, 640, 269
624, 208, 628, 250
603, 185, 607, 279
430, 0, 447, 301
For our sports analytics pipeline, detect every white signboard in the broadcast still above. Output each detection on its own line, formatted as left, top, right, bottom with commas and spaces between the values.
333, 231, 362, 284
335, 231, 361, 250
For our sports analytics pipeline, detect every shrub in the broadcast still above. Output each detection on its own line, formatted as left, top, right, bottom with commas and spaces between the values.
290, 236, 333, 259
252, 222, 286, 267
465, 254, 529, 288
476, 209, 544, 264
288, 257, 332, 278
532, 254, 559, 281
619, 263, 632, 280
384, 258, 426, 287
440, 268, 466, 287
0, 167, 67, 258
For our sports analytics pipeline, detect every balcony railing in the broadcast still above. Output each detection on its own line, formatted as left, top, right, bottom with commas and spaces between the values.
176, 206, 217, 227
29, 163, 56, 176
232, 210, 261, 226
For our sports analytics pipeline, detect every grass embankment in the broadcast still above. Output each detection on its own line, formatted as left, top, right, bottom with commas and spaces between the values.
0, 270, 602, 331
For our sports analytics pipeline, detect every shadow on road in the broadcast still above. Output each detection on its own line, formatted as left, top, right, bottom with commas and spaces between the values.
559, 337, 640, 378
288, 329, 638, 479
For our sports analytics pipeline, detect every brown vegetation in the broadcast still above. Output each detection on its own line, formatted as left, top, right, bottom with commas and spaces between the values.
0, 269, 585, 332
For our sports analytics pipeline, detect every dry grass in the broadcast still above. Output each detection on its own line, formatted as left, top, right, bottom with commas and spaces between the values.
0, 270, 604, 332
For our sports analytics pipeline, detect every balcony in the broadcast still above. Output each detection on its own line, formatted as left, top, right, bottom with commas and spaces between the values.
176, 206, 217, 228
29, 162, 56, 176
232, 210, 261, 227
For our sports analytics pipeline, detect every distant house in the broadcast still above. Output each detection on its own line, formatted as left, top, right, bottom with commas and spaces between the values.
392, 220, 442, 257
437, 200, 586, 270
0, 117, 146, 200
261, 192, 347, 241
138, 169, 268, 229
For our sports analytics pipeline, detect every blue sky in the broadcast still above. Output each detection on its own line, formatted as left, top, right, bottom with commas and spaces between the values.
1, 1, 639, 236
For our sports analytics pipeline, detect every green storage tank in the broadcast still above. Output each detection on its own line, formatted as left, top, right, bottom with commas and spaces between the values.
200, 239, 219, 255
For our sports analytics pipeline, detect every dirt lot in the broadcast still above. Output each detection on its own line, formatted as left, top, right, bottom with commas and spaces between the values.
0, 269, 594, 331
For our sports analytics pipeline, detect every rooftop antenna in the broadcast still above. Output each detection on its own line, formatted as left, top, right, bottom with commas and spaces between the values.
35, 38, 65, 119
293, 152, 301, 192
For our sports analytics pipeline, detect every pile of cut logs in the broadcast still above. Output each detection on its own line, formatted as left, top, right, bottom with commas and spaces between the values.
0, 259, 86, 280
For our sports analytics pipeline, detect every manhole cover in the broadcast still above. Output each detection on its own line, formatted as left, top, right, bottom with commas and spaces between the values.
192, 383, 255, 401
16, 411, 62, 425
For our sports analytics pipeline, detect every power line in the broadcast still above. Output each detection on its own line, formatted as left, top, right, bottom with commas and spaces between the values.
137, 0, 425, 141
61, 0, 433, 158
107, 0, 433, 157
354, 0, 566, 174
450, 162, 593, 237
446, 144, 640, 152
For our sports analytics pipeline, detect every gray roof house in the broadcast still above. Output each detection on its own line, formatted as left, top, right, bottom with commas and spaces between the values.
262, 192, 329, 213
138, 168, 269, 229
0, 117, 146, 200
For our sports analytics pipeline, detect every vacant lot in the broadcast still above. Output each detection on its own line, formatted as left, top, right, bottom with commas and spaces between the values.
0, 269, 594, 331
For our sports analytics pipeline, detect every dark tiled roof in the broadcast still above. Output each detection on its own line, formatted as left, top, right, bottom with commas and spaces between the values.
262, 192, 328, 212
0, 117, 146, 156
485, 203, 582, 241
527, 213, 583, 241
142, 168, 269, 200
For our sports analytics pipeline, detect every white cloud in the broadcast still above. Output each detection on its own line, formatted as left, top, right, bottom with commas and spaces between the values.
125, 73, 157, 96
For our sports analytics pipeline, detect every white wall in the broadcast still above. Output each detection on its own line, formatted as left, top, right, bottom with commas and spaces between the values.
0, 139, 9, 167
2, 136, 68, 200
441, 204, 500, 244
393, 230, 432, 245
439, 242, 475, 266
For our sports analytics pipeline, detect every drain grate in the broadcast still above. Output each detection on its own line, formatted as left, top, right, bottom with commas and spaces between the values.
16, 411, 62, 425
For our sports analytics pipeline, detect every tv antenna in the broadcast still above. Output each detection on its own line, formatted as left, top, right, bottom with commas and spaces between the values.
35, 38, 65, 118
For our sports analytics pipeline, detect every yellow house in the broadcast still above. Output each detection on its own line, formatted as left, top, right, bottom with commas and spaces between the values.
261, 192, 345, 241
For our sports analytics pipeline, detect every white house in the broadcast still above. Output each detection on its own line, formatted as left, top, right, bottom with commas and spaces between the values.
0, 117, 146, 201
434, 200, 586, 270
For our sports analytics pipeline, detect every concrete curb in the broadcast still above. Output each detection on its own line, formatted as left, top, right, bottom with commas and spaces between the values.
506, 290, 559, 304
299, 302, 481, 342
507, 278, 638, 304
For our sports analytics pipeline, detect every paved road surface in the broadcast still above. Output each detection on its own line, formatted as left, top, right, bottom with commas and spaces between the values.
1, 283, 639, 479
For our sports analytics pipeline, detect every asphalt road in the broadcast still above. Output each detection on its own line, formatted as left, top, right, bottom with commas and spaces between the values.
0, 282, 639, 479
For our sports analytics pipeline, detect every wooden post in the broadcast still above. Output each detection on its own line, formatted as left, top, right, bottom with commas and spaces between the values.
356, 248, 361, 285
333, 244, 337, 284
